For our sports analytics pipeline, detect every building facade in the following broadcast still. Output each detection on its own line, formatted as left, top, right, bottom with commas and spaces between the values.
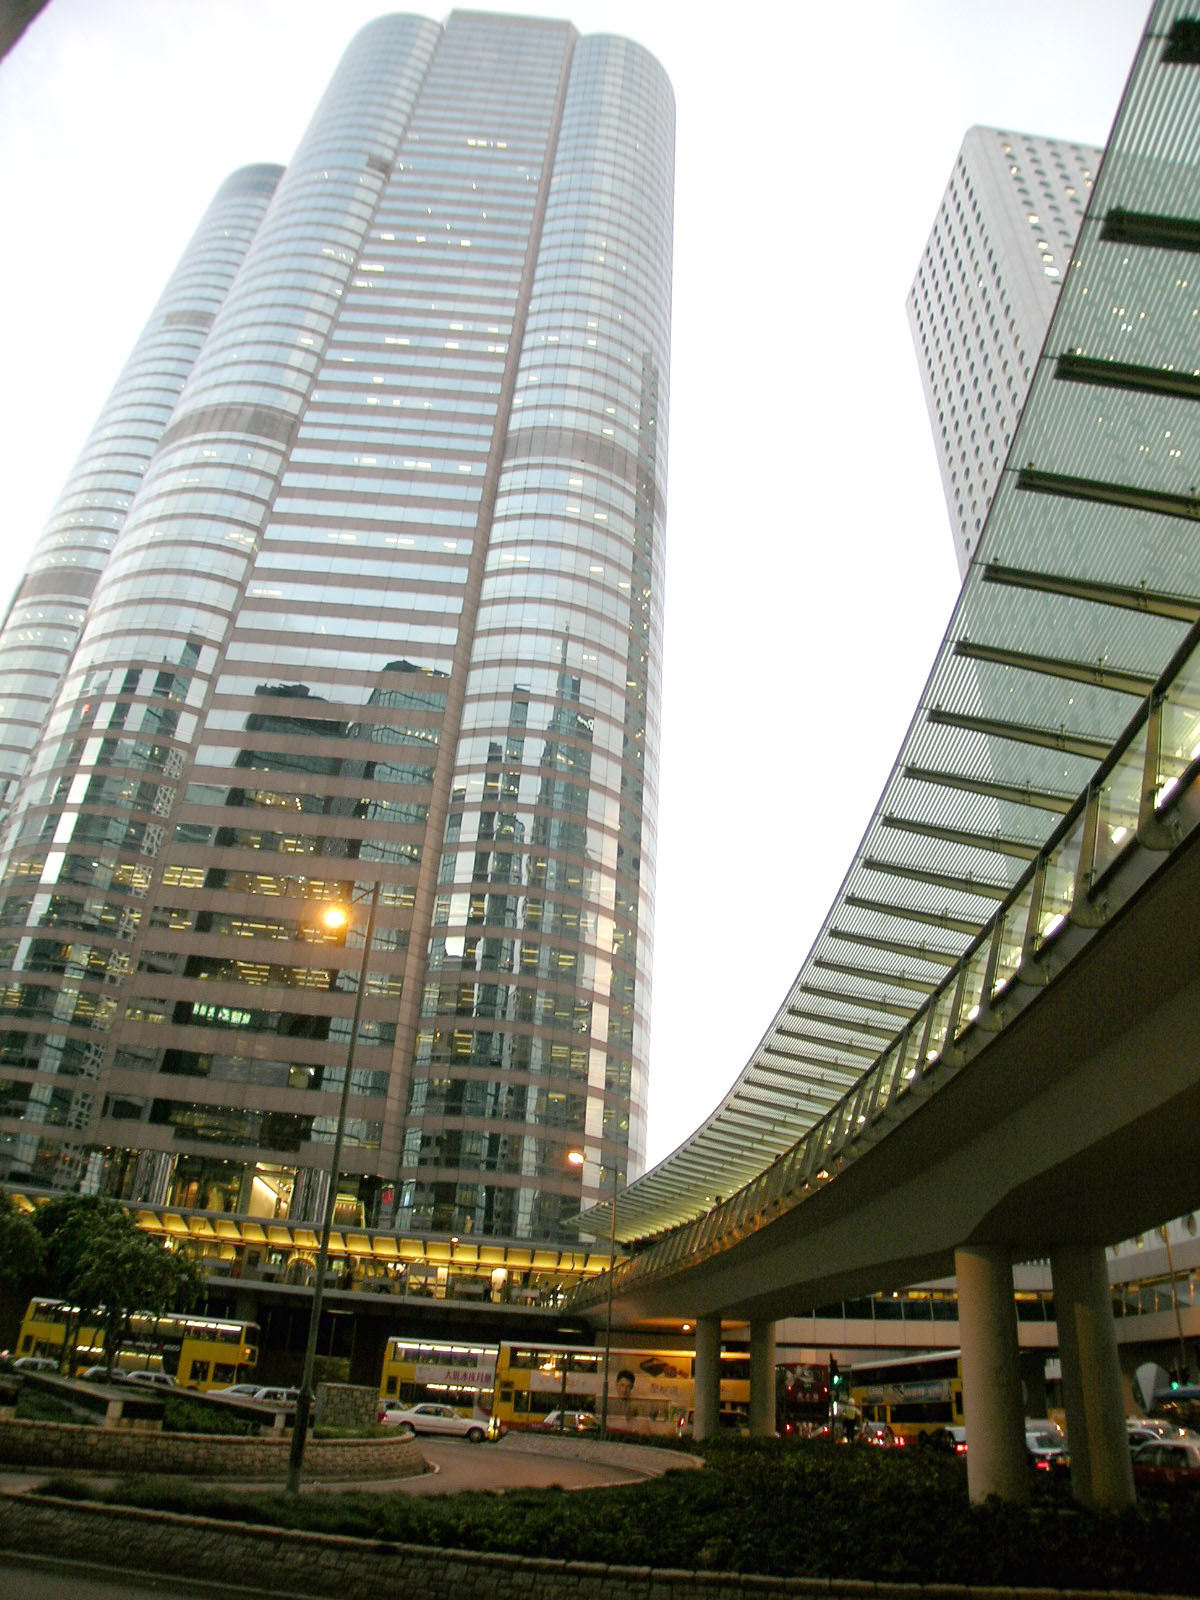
0, 11, 674, 1248
908, 127, 1101, 574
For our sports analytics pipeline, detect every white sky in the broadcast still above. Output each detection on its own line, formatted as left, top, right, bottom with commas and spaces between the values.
0, 0, 1151, 1169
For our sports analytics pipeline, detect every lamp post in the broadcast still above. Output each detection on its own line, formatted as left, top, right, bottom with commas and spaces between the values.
1162, 1224, 1192, 1386
570, 1148, 620, 1438
286, 878, 381, 1494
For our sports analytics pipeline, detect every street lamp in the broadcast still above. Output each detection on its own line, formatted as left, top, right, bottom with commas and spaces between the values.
286, 878, 382, 1494
570, 1147, 620, 1438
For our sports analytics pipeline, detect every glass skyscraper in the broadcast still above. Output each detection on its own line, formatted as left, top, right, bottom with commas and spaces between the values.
0, 11, 673, 1247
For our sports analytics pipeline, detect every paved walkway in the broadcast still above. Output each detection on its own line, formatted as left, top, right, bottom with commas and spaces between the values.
0, 1432, 700, 1498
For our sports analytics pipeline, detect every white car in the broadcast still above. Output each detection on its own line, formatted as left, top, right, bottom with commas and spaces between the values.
124, 1370, 177, 1391
251, 1385, 299, 1405
378, 1400, 491, 1442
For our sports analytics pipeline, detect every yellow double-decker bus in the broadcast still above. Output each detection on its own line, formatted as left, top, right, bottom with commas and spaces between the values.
491, 1342, 748, 1436
849, 1349, 964, 1443
17, 1297, 259, 1391
378, 1337, 499, 1423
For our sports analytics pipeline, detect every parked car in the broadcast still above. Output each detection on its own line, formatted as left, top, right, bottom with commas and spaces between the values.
1132, 1438, 1200, 1490
540, 1409, 599, 1433
251, 1385, 299, 1405
1127, 1416, 1200, 1443
78, 1365, 126, 1384
1026, 1428, 1069, 1472
13, 1356, 59, 1374
377, 1400, 491, 1442
1025, 1416, 1066, 1442
124, 1370, 177, 1391
858, 1422, 901, 1448
1128, 1424, 1167, 1450
211, 1383, 264, 1398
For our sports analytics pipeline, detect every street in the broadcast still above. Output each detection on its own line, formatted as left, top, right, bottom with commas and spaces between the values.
389, 1434, 654, 1492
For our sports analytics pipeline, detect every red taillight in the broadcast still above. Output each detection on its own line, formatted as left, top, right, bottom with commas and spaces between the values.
1035, 1459, 1050, 1471
955, 1442, 968, 1454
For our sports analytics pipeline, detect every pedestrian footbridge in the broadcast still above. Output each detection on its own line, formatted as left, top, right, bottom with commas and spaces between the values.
574, 1, 1200, 1515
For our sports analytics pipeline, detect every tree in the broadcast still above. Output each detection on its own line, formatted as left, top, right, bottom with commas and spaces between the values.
32, 1196, 205, 1376
0, 1191, 44, 1294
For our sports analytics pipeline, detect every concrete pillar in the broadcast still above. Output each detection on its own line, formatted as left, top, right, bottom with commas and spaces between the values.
955, 1244, 1029, 1503
1051, 1244, 1134, 1511
749, 1319, 775, 1437
693, 1315, 721, 1442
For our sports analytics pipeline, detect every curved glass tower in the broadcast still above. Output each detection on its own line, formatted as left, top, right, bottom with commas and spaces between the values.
0, 11, 673, 1244
0, 164, 283, 824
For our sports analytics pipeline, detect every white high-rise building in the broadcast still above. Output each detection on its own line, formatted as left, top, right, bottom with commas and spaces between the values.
0, 11, 674, 1251
908, 127, 1101, 574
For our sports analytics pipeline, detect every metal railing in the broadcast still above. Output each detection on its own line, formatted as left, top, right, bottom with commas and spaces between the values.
571, 613, 1200, 1310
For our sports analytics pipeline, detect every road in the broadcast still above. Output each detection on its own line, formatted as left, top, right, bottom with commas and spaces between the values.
0, 1555, 294, 1599
391, 1434, 656, 1492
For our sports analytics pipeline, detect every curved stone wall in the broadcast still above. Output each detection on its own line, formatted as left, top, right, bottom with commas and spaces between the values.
0, 1417, 423, 1480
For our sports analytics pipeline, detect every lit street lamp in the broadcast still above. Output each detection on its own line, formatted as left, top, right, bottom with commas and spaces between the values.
286, 878, 382, 1494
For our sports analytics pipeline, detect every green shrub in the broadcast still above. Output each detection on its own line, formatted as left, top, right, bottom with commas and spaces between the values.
15, 1389, 90, 1424
76, 1439, 1200, 1592
161, 1397, 255, 1436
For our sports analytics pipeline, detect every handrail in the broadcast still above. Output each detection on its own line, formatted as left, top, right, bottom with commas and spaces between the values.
570, 612, 1200, 1310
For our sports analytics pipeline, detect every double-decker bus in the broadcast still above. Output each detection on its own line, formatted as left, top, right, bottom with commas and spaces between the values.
777, 1361, 831, 1436
491, 1342, 749, 1436
374, 1336, 752, 1435
17, 1297, 259, 1391
849, 1349, 964, 1442
378, 1337, 498, 1423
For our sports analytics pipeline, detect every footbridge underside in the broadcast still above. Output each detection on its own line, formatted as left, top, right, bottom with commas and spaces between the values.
611, 803, 1200, 1324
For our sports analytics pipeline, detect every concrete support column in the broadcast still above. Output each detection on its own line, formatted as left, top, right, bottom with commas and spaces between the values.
1051, 1244, 1134, 1511
749, 1319, 776, 1437
955, 1244, 1028, 1503
693, 1315, 721, 1442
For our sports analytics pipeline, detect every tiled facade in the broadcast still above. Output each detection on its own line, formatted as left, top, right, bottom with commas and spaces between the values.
0, 12, 674, 1244
908, 127, 1100, 573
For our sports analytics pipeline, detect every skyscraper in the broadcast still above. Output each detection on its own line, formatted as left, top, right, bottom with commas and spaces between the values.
0, 12, 674, 1248
908, 127, 1101, 573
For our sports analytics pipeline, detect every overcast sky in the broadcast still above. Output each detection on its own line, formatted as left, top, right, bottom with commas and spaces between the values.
0, 0, 1151, 1169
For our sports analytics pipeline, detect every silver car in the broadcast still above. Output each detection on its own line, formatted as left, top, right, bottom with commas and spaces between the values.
379, 1401, 491, 1442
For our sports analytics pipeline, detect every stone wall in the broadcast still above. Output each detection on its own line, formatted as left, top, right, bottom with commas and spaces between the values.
315, 1382, 377, 1429
0, 1419, 422, 1480
0, 1492, 925, 1599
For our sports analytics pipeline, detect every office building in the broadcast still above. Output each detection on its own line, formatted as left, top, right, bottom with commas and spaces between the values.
0, 11, 674, 1256
908, 127, 1101, 573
